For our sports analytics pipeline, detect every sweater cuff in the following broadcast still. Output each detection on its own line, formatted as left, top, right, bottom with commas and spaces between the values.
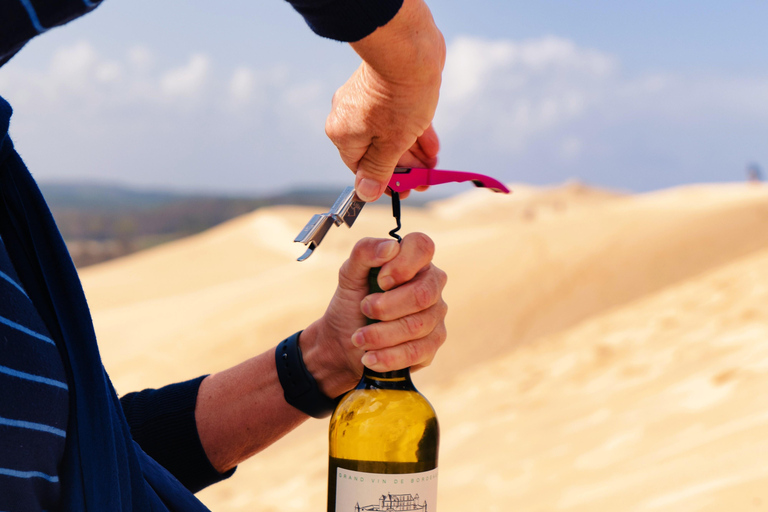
285, 0, 404, 42
119, 375, 235, 493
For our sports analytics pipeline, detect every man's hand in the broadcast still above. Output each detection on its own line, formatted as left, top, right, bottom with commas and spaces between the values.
325, 0, 446, 202
300, 233, 448, 398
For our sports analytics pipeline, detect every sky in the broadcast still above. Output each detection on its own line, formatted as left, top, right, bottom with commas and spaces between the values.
1, 0, 767, 195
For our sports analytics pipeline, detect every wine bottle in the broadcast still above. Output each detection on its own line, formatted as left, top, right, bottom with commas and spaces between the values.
327, 267, 439, 512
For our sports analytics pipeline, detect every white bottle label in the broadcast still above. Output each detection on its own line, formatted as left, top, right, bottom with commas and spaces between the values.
334, 467, 438, 512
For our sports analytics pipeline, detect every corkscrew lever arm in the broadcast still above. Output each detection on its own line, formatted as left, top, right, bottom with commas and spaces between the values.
388, 167, 511, 194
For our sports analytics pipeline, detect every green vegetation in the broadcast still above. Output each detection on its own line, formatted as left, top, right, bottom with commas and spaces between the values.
40, 183, 345, 267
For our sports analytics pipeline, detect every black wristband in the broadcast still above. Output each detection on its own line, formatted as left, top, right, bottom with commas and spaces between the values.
275, 331, 340, 419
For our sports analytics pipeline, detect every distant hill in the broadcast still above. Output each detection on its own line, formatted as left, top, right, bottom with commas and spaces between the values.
39, 182, 353, 267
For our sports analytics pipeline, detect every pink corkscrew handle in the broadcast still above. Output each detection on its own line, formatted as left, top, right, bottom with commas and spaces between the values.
388, 167, 510, 194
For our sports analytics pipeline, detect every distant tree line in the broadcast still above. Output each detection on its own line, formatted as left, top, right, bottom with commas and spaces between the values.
41, 183, 345, 267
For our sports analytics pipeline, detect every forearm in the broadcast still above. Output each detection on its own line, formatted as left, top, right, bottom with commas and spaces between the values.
194, 346, 309, 473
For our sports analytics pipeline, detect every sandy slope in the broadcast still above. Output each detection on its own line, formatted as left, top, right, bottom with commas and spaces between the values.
80, 181, 768, 511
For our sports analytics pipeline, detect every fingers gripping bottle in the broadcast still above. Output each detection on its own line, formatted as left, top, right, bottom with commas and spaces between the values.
327, 266, 439, 512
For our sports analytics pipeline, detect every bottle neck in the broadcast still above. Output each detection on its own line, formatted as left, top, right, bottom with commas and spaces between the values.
361, 266, 416, 390
359, 366, 415, 391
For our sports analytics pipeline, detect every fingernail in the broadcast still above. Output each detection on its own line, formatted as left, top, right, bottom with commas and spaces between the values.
376, 240, 398, 260
361, 352, 378, 368
351, 331, 365, 348
379, 274, 395, 290
356, 177, 382, 202
361, 299, 373, 318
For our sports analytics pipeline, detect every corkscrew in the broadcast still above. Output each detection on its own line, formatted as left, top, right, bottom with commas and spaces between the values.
294, 167, 511, 261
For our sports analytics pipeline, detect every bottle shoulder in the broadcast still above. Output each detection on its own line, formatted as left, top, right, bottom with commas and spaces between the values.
333, 387, 437, 421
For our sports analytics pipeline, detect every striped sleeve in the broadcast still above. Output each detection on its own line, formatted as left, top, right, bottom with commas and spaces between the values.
0, 234, 70, 511
0, 0, 104, 66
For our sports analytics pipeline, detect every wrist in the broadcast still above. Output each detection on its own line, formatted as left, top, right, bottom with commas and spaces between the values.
275, 331, 341, 418
300, 320, 361, 399
350, 0, 445, 86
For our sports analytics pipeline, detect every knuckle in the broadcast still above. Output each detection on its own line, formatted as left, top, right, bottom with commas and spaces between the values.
373, 131, 408, 151
330, 88, 341, 106
402, 343, 421, 366
437, 299, 449, 319
338, 260, 355, 289
366, 297, 383, 321
402, 314, 425, 337
350, 238, 366, 257
361, 160, 395, 179
363, 326, 382, 348
410, 331, 444, 371
435, 266, 448, 289
403, 342, 423, 366
325, 116, 342, 142
375, 348, 396, 369
420, 355, 435, 368
351, 237, 376, 261
412, 280, 434, 310
436, 323, 448, 346
411, 233, 435, 258
418, 343, 438, 368
385, 267, 406, 286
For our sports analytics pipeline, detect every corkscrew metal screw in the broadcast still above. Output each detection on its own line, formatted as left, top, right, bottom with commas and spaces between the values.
294, 167, 510, 261
388, 191, 402, 242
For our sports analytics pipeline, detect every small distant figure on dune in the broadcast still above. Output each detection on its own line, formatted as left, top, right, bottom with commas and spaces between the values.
747, 163, 763, 184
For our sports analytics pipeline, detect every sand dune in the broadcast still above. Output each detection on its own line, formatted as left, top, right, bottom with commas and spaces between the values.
80, 181, 768, 511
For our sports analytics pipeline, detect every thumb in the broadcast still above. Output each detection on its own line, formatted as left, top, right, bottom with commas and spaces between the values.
355, 138, 410, 202
339, 238, 401, 292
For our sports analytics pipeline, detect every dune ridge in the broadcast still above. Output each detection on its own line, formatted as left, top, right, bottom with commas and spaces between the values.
80, 181, 768, 511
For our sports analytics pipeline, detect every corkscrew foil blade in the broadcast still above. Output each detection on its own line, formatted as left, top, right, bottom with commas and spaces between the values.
294, 186, 366, 261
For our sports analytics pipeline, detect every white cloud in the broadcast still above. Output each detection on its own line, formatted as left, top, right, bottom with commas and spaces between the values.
127, 45, 155, 73
442, 37, 517, 102
442, 36, 615, 103
95, 61, 124, 84
229, 66, 256, 105
438, 36, 613, 154
160, 54, 210, 98
49, 40, 98, 83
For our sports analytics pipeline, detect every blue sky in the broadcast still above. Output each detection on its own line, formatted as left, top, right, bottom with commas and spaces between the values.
1, 1, 767, 194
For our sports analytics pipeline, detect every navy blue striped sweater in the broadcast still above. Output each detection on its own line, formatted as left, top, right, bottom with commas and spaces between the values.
0, 234, 69, 509
0, 0, 403, 509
